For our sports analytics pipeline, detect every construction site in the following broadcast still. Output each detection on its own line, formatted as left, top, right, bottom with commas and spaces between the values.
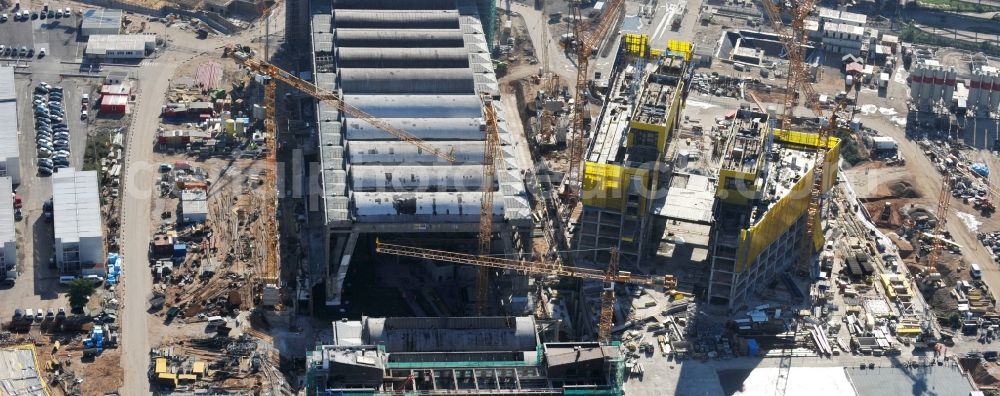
5, 0, 1000, 393
156, 0, 1000, 392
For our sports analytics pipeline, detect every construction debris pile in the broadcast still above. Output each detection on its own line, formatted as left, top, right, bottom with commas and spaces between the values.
619, 298, 697, 377
149, 335, 288, 394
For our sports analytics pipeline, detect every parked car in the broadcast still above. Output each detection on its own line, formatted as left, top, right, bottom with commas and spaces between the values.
37, 158, 52, 167
80, 110, 88, 120
13, 208, 21, 221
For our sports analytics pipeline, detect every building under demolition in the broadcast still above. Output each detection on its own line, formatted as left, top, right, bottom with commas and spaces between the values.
305, 316, 624, 395
310, 0, 531, 306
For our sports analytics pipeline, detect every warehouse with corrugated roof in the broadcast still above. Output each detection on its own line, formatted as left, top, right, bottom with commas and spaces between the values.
0, 67, 19, 185
52, 169, 104, 275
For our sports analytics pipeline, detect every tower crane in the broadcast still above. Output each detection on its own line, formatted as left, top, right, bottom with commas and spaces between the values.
759, 0, 838, 274
375, 240, 676, 342
926, 176, 953, 268
228, 52, 457, 304
564, 0, 625, 206
475, 98, 502, 314
233, 55, 458, 163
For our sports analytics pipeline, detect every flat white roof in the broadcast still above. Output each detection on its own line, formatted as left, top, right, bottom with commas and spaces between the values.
659, 173, 715, 223
0, 66, 15, 102
0, 101, 18, 163
0, 177, 12, 246
52, 169, 103, 244
818, 7, 867, 25
81, 8, 123, 31
86, 34, 156, 55
825, 23, 865, 36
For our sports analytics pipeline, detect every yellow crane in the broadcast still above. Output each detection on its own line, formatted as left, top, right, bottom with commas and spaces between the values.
229, 53, 457, 305
375, 240, 676, 342
476, 98, 501, 314
234, 56, 458, 163
564, 0, 625, 206
759, 0, 837, 274
927, 177, 952, 268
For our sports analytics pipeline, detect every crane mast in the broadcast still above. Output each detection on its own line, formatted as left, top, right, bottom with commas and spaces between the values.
565, 0, 625, 206
235, 56, 457, 163
759, 0, 835, 273
476, 98, 501, 314
927, 177, 952, 268
230, 51, 456, 303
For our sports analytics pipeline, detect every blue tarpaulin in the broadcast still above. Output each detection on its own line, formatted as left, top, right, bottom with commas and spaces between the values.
748, 339, 760, 356
173, 243, 187, 258
971, 163, 989, 177
106, 253, 122, 285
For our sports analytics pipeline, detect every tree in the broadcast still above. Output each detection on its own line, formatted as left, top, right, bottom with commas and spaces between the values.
66, 279, 96, 312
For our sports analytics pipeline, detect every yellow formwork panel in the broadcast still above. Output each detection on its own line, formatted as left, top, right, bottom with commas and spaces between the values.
773, 129, 840, 149
622, 34, 650, 57
581, 162, 651, 215
582, 162, 624, 210
735, 132, 841, 272
667, 40, 693, 61
717, 169, 759, 206
627, 120, 668, 151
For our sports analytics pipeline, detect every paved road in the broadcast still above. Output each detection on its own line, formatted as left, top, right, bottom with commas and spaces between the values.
115, 8, 285, 393
118, 57, 175, 396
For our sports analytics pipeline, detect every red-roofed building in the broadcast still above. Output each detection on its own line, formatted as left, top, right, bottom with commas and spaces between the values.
101, 94, 128, 114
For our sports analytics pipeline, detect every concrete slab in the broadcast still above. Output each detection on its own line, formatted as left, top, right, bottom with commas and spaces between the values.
624, 360, 725, 396
846, 365, 975, 396
729, 367, 855, 396
0, 347, 46, 395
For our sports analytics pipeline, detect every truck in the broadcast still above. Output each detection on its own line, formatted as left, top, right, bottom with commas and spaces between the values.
879, 73, 889, 89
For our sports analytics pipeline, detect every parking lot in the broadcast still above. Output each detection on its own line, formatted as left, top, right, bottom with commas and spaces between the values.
0, 4, 95, 319
0, 6, 83, 64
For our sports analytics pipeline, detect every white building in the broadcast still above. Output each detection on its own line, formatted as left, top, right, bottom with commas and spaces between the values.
179, 189, 208, 224
52, 169, 104, 275
85, 34, 157, 59
0, 177, 15, 281
0, 67, 18, 185
818, 7, 867, 27
822, 23, 867, 55
80, 9, 123, 37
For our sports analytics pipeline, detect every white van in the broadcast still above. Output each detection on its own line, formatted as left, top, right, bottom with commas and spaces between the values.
972, 264, 983, 280
207, 316, 225, 326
